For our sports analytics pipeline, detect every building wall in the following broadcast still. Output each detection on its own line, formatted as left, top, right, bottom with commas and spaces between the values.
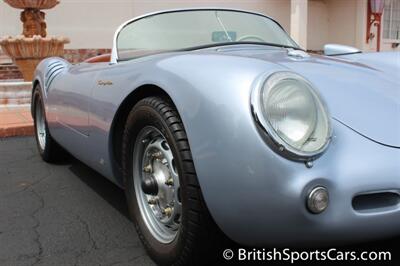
326, 0, 358, 46
0, 0, 291, 49
355, 0, 400, 52
306, 0, 399, 52
307, 0, 363, 50
0, 0, 135, 49
307, 0, 329, 50
0, 0, 398, 53
307, 0, 359, 51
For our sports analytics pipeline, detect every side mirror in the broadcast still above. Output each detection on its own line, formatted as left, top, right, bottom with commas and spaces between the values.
323, 44, 361, 56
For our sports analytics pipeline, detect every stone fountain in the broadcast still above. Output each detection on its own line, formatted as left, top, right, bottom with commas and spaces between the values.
0, 0, 69, 81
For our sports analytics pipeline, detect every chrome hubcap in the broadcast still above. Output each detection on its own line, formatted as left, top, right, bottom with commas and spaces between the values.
35, 100, 46, 150
133, 126, 181, 243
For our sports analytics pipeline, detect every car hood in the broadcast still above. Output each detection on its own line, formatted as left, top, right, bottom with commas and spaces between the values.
218, 47, 400, 147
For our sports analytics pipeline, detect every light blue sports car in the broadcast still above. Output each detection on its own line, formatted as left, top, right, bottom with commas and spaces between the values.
32, 8, 400, 265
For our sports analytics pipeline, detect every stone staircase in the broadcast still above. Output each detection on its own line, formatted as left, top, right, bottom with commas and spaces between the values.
0, 51, 11, 64
0, 81, 32, 107
0, 64, 23, 80
0, 51, 29, 107
0, 50, 23, 80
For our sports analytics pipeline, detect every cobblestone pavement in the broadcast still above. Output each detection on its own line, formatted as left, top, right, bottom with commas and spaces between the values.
0, 137, 154, 266
1, 137, 399, 266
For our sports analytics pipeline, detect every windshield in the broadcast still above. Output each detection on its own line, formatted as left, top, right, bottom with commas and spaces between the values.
116, 9, 299, 61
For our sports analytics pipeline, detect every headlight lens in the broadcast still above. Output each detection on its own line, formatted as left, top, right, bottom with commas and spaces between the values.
255, 72, 331, 159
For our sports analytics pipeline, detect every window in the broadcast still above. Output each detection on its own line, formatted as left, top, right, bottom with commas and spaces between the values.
383, 0, 400, 40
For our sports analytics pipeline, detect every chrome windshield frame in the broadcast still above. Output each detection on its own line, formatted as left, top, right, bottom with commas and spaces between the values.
110, 7, 298, 64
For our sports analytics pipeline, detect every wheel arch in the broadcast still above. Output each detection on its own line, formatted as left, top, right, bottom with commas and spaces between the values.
109, 84, 177, 185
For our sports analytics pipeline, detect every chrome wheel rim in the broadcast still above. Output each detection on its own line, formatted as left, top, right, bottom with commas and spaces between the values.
35, 99, 46, 150
133, 126, 181, 243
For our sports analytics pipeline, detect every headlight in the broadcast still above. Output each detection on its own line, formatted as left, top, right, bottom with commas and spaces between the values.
251, 72, 331, 160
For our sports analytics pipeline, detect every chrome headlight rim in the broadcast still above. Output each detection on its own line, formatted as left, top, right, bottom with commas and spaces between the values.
251, 71, 332, 161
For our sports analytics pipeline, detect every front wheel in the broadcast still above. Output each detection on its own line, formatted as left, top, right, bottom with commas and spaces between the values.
33, 86, 65, 162
122, 97, 229, 265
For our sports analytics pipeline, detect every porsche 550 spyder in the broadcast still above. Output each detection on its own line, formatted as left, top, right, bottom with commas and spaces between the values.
32, 8, 400, 265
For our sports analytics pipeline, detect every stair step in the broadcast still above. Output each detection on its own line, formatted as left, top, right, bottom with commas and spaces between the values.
0, 97, 31, 106
0, 71, 21, 74
0, 58, 23, 79
0, 55, 12, 65
0, 65, 23, 80
0, 82, 32, 107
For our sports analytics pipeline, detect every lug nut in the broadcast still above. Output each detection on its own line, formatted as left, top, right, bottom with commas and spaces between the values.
152, 151, 163, 159
143, 164, 152, 173
148, 197, 158, 205
162, 207, 173, 217
165, 177, 174, 186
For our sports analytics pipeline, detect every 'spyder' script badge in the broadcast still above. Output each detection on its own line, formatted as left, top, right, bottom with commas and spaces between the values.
97, 80, 113, 86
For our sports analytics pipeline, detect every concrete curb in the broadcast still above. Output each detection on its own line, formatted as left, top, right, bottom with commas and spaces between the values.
0, 124, 34, 138
0, 99, 34, 138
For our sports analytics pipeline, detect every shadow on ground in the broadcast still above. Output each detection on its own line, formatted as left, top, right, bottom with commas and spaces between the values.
68, 160, 130, 220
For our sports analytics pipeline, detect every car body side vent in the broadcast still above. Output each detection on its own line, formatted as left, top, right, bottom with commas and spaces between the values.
44, 60, 67, 92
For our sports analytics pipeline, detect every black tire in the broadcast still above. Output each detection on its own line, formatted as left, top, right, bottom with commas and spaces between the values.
32, 85, 65, 163
122, 97, 230, 265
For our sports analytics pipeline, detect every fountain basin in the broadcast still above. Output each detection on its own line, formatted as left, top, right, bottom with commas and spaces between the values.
4, 0, 59, 9
0, 35, 69, 81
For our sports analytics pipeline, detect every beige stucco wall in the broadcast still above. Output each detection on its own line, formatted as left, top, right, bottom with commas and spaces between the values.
0, 0, 291, 49
1, 0, 398, 51
307, 0, 360, 50
307, 0, 328, 50
306, 0, 399, 52
0, 0, 135, 49
326, 0, 358, 46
